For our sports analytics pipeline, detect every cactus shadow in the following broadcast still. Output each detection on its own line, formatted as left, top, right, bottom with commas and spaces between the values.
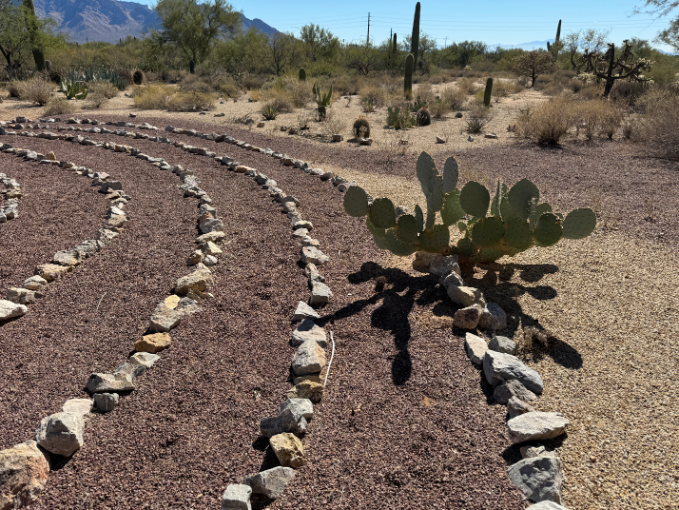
320, 261, 446, 386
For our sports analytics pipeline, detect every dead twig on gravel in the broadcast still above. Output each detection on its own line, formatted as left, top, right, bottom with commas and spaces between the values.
324, 331, 335, 388
96, 292, 107, 313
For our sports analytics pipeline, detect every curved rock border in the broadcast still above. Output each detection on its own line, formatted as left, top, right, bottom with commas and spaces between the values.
2, 116, 571, 508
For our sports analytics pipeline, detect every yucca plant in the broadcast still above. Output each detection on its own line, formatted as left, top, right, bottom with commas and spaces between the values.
262, 103, 278, 120
312, 82, 333, 120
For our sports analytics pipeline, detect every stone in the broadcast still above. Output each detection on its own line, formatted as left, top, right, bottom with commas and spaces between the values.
244, 466, 295, 500
440, 271, 465, 289
485, 133, 498, 139
520, 445, 557, 459
114, 352, 160, 379
187, 250, 205, 266
507, 412, 570, 444
34, 412, 84, 457
507, 397, 537, 419
203, 255, 218, 266
292, 339, 327, 376
221, 484, 252, 510
292, 374, 322, 385
309, 281, 333, 306
6, 288, 36, 305
483, 350, 544, 394
35, 263, 72, 282
62, 399, 92, 415
468, 135, 474, 142
279, 398, 313, 421
93, 393, 119, 413
436, 136, 446, 144
300, 246, 328, 266
493, 379, 537, 405
85, 373, 135, 393
174, 267, 214, 295
507, 456, 564, 504
429, 254, 460, 277
148, 296, 201, 333
286, 380, 323, 403
200, 218, 224, 234
196, 231, 226, 244
524, 502, 568, 510
448, 286, 485, 307
0, 300, 28, 321
292, 319, 327, 347
22, 276, 47, 291
489, 335, 518, 354
269, 433, 306, 468
0, 440, 49, 510
260, 409, 307, 438
202, 241, 222, 256
292, 301, 320, 321
135, 332, 171, 353
464, 332, 487, 366
454, 304, 482, 329
479, 303, 507, 330
52, 250, 80, 267
304, 263, 324, 283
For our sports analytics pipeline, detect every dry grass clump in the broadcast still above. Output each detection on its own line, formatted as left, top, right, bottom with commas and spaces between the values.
493, 79, 524, 97
573, 99, 623, 140
415, 82, 435, 104
456, 77, 482, 95
89, 80, 119, 99
359, 85, 387, 112
516, 95, 575, 144
43, 97, 76, 115
14, 78, 54, 105
179, 74, 213, 94
429, 97, 451, 119
133, 84, 216, 112
465, 104, 492, 134
440, 86, 467, 110
633, 86, 679, 159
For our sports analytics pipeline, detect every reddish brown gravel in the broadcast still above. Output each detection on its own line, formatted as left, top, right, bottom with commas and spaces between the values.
0, 126, 525, 509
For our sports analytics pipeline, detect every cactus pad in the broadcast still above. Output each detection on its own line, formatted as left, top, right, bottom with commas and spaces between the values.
562, 208, 596, 239
458, 221, 467, 232
416, 152, 438, 198
442, 157, 459, 193
343, 186, 370, 217
366, 217, 389, 250
420, 225, 450, 252
369, 197, 397, 229
441, 190, 464, 226
508, 179, 540, 219
385, 230, 417, 256
534, 213, 563, 247
415, 205, 424, 232
460, 181, 490, 218
396, 214, 419, 244
504, 218, 533, 251
478, 247, 504, 263
457, 237, 474, 257
472, 217, 505, 247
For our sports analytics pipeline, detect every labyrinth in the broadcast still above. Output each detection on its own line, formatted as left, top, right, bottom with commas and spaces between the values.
1, 113, 678, 510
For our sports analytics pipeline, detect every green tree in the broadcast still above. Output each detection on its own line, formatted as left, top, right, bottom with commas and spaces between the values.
513, 50, 556, 86
0, 0, 59, 70
299, 23, 340, 63
268, 33, 301, 76
151, 0, 241, 73
644, 0, 679, 51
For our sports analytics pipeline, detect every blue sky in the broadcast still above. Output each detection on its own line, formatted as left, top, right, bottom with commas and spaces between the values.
137, 0, 676, 49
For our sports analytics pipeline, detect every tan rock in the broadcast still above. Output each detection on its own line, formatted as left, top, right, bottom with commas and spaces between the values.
292, 373, 323, 385
187, 250, 204, 266
52, 250, 80, 267
35, 263, 72, 282
135, 332, 171, 354
46, 151, 56, 161
286, 380, 323, 403
201, 241, 222, 256
196, 231, 226, 244
174, 267, 214, 295
0, 440, 50, 510
107, 215, 127, 229
62, 398, 92, 415
448, 286, 485, 308
291, 339, 326, 376
269, 433, 306, 469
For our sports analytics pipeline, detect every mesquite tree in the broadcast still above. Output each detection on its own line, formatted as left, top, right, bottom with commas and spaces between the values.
579, 40, 653, 97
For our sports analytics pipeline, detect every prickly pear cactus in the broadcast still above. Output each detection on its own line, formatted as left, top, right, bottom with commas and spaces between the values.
342, 151, 597, 265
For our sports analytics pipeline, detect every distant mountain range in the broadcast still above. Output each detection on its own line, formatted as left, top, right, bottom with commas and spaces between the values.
34, 0, 279, 44
490, 39, 553, 51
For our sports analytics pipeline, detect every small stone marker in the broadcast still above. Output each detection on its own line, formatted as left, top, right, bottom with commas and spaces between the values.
221, 484, 252, 510
292, 319, 327, 347
135, 332, 171, 354
35, 412, 84, 457
244, 466, 295, 500
292, 301, 320, 321
93, 393, 119, 413
270, 433, 306, 468
464, 333, 488, 365
506, 411, 569, 444
483, 350, 544, 394
507, 456, 564, 504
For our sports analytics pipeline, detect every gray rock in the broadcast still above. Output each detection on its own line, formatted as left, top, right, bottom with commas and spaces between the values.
260, 409, 307, 437
479, 303, 507, 330
520, 444, 557, 459
448, 286, 485, 307
464, 333, 487, 366
507, 397, 537, 419
85, 373, 135, 394
309, 281, 333, 306
93, 393, 119, 413
244, 466, 295, 500
221, 484, 252, 510
440, 271, 465, 289
34, 412, 84, 457
6, 287, 36, 305
524, 502, 569, 510
300, 246, 328, 266
292, 319, 327, 347
507, 456, 564, 504
200, 218, 224, 234
493, 379, 537, 405
488, 335, 518, 354
291, 339, 326, 376
453, 304, 482, 329
114, 352, 160, 379
293, 301, 320, 321
429, 254, 460, 277
483, 350, 544, 394
149, 296, 201, 333
62, 398, 92, 415
507, 412, 569, 444
304, 263, 324, 283
22, 275, 47, 291
0, 299, 28, 321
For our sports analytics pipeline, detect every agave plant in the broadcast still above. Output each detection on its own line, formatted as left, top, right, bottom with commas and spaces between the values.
343, 151, 596, 265
262, 103, 278, 120
60, 79, 88, 100
312, 82, 333, 120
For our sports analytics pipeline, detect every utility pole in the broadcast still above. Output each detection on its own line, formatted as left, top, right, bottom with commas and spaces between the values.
366, 12, 370, 46
444, 36, 447, 49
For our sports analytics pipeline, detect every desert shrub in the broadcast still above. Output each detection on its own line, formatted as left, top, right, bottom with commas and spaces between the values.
416, 83, 435, 104
359, 85, 387, 112
430, 97, 451, 119
577, 84, 604, 100
89, 80, 119, 99
608, 81, 649, 107
456, 77, 481, 95
569, 79, 584, 93
573, 99, 623, 140
43, 97, 76, 115
353, 116, 371, 138
493, 79, 524, 96
267, 95, 293, 114
284, 78, 312, 107
17, 78, 54, 105
133, 84, 173, 109
87, 93, 109, 109
237, 73, 267, 91
179, 75, 213, 94
386, 105, 415, 130
261, 102, 278, 120
7, 81, 23, 98
517, 95, 575, 144
168, 91, 216, 112
440, 86, 467, 110
634, 87, 679, 159
212, 75, 240, 98
330, 75, 363, 96
541, 83, 565, 96
465, 105, 492, 134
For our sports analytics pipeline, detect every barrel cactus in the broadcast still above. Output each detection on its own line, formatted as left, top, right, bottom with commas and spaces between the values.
343, 152, 596, 265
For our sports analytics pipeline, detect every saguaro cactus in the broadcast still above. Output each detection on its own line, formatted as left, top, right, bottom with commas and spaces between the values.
547, 19, 562, 59
343, 152, 597, 265
393, 33, 398, 54
299, 68, 306, 81
483, 78, 493, 107
21, 0, 45, 71
411, 2, 421, 71
404, 53, 414, 99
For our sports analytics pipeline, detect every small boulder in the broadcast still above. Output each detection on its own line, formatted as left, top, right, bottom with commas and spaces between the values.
300, 246, 329, 266
453, 304, 482, 329
309, 281, 332, 306
244, 466, 295, 500
35, 263, 72, 282
479, 303, 507, 330
260, 409, 306, 438
93, 393, 119, 413
221, 484, 252, 510
270, 433, 306, 468
488, 335, 518, 354
448, 286, 485, 307
0, 300, 28, 321
0, 440, 50, 509
174, 266, 214, 295
34, 412, 84, 457
507, 456, 564, 504
291, 339, 326, 376
464, 333, 487, 366
520, 444, 557, 459
291, 319, 327, 347
6, 288, 36, 305
62, 399, 92, 416
279, 398, 314, 421
135, 332, 171, 354
85, 373, 135, 394
493, 379, 537, 405
286, 380, 323, 403
429, 254, 460, 277
507, 412, 569, 444
507, 397, 537, 419
292, 301, 320, 321
483, 350, 544, 394
22, 276, 47, 291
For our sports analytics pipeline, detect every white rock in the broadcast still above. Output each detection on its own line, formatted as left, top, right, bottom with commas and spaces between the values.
507, 456, 564, 504
279, 398, 314, 421
62, 399, 92, 416
0, 300, 28, 321
291, 339, 326, 376
507, 412, 569, 444
464, 333, 487, 366
22, 275, 47, 290
309, 281, 333, 306
301, 246, 329, 266
483, 350, 543, 394
292, 319, 327, 347
221, 484, 252, 510
34, 412, 84, 457
244, 466, 295, 500
293, 301, 320, 321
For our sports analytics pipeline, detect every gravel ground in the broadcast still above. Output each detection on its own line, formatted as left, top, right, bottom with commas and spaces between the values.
0, 130, 525, 509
